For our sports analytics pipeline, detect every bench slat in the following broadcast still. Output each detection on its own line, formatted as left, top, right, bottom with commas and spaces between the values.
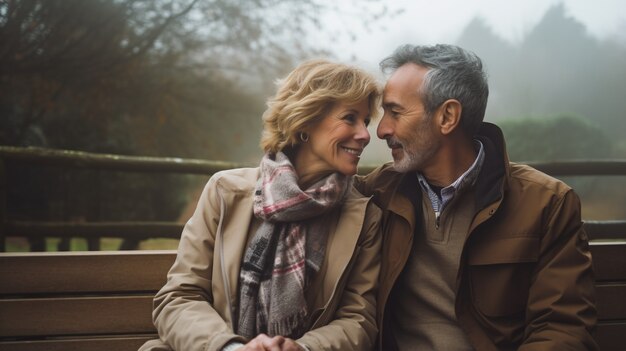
0, 296, 155, 338
0, 251, 175, 295
594, 321, 626, 351
585, 220, 626, 241
1, 243, 624, 349
597, 283, 626, 321
0, 335, 156, 351
590, 242, 626, 282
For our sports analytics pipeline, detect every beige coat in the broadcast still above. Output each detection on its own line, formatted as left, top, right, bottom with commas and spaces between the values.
149, 167, 382, 351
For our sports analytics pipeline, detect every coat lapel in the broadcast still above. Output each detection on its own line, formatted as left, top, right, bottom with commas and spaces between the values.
214, 170, 257, 325
310, 190, 371, 326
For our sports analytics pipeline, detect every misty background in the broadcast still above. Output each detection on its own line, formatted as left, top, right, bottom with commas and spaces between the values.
1, 0, 625, 250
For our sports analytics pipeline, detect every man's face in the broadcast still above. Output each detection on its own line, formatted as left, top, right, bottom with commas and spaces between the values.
377, 64, 441, 173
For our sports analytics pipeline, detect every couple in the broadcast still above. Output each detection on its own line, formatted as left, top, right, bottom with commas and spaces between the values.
140, 44, 597, 351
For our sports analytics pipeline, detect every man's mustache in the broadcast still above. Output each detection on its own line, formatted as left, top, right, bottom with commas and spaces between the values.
386, 137, 402, 149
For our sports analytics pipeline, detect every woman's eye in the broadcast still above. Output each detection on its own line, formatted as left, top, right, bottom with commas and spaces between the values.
343, 114, 356, 123
364, 118, 371, 127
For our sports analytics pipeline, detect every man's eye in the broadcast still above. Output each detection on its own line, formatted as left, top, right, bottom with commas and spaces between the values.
384, 107, 399, 118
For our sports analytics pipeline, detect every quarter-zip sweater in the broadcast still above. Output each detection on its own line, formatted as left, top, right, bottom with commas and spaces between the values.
147, 167, 382, 351
391, 188, 476, 350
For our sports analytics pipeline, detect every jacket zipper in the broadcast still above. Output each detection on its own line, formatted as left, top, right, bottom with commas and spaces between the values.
216, 188, 236, 330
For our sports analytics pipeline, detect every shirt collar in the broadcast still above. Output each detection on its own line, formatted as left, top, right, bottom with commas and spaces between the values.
416, 140, 485, 212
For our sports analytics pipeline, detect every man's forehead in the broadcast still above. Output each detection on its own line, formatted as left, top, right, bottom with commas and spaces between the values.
388, 63, 428, 86
382, 84, 400, 106
383, 67, 425, 103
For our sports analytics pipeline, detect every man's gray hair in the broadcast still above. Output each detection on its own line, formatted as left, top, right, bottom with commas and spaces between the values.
380, 44, 489, 136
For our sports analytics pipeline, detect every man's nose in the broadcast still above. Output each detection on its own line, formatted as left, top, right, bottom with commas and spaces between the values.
377, 113, 393, 140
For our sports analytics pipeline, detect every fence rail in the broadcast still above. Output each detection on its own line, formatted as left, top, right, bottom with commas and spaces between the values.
1, 146, 626, 251
0, 146, 247, 174
3, 145, 626, 175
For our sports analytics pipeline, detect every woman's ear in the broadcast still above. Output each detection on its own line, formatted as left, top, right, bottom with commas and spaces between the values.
439, 99, 462, 135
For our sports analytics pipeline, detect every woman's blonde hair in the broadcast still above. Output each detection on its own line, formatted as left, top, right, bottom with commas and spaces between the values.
260, 59, 381, 154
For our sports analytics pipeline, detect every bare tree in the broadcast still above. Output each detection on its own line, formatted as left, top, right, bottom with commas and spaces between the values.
0, 0, 393, 160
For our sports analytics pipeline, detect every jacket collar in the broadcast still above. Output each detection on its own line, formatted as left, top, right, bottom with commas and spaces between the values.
473, 122, 509, 211
367, 122, 510, 226
365, 165, 418, 231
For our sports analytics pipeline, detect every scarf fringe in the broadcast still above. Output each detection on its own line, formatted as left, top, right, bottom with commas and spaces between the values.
267, 307, 309, 338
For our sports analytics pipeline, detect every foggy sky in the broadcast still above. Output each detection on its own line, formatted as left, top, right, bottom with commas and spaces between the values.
318, 0, 626, 65
309, 0, 626, 163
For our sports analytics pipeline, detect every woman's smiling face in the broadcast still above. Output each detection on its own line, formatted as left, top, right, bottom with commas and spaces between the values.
296, 99, 371, 179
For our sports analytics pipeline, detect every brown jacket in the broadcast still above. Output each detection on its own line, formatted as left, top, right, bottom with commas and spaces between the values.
357, 123, 597, 351
149, 167, 382, 351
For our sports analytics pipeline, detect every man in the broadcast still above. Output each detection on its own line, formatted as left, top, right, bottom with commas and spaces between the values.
357, 44, 597, 350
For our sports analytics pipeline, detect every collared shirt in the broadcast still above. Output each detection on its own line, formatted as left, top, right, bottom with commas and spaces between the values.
417, 140, 485, 224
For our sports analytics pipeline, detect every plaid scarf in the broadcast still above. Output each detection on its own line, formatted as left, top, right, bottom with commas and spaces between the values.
237, 152, 351, 339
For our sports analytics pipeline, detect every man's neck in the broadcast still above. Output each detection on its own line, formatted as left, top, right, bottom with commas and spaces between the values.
420, 136, 477, 187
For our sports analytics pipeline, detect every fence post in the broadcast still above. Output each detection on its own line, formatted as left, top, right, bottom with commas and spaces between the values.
0, 159, 6, 252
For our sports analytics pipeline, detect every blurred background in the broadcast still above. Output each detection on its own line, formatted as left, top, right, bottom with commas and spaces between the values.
1, 0, 625, 250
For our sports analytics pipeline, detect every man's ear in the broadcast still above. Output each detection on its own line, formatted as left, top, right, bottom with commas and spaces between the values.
438, 99, 462, 135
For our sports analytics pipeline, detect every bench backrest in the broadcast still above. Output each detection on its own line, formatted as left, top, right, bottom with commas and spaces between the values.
0, 250, 175, 351
592, 241, 626, 350
0, 242, 625, 350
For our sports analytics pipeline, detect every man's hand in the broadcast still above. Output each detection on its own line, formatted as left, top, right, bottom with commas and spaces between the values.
239, 334, 305, 351
277, 338, 306, 351
239, 334, 279, 351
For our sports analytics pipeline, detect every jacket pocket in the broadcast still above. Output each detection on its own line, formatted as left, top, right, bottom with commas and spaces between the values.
467, 237, 540, 316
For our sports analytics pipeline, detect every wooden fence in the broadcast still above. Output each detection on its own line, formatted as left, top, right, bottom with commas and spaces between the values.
1, 145, 626, 251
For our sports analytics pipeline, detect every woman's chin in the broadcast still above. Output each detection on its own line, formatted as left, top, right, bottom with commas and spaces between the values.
336, 166, 358, 177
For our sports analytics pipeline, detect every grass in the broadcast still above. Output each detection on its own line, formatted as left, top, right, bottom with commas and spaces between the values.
4, 196, 623, 252
5, 237, 179, 252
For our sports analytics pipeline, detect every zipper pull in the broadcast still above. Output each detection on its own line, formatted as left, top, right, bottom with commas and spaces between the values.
435, 211, 441, 230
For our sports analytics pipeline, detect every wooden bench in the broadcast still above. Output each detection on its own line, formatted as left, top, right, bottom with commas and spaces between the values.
1, 240, 625, 350
0, 250, 175, 351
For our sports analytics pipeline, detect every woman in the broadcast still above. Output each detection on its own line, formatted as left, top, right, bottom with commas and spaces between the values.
140, 59, 382, 351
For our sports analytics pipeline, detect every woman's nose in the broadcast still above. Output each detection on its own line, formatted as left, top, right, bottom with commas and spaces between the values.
355, 123, 371, 145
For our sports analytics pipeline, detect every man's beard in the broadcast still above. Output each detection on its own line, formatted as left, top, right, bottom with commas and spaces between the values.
389, 137, 439, 173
